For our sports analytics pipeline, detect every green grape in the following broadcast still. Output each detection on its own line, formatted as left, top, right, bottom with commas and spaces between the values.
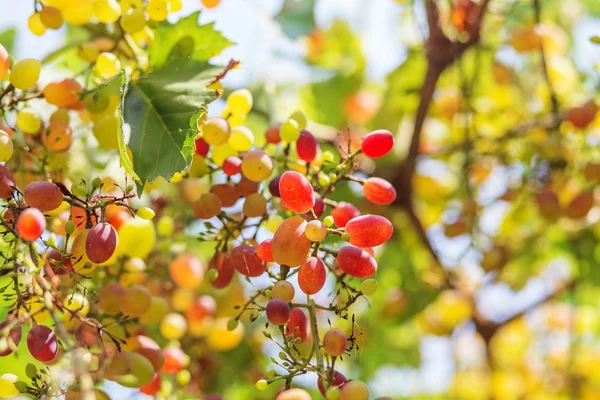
0, 373, 19, 398
266, 214, 284, 233
0, 130, 13, 162
324, 215, 334, 227
121, 8, 146, 33
115, 352, 154, 388
289, 110, 307, 130
16, 109, 41, 134
326, 387, 341, 400
228, 126, 254, 151
160, 313, 187, 340
255, 380, 269, 391
140, 296, 169, 324
322, 150, 335, 163
94, 52, 121, 79
28, 13, 47, 36
92, 0, 121, 23
280, 119, 300, 142
203, 117, 230, 146
227, 318, 238, 331
64, 293, 91, 316
9, 58, 42, 90
318, 171, 331, 186
137, 207, 155, 220
92, 114, 120, 149
147, 0, 169, 21
40, 6, 64, 29
176, 370, 191, 386
360, 278, 378, 296
211, 143, 237, 167
227, 89, 253, 115
157, 215, 175, 236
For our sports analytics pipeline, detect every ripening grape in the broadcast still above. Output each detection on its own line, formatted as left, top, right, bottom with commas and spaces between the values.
272, 280, 295, 302
194, 137, 209, 156
0, 165, 15, 199
44, 79, 83, 109
242, 149, 274, 182
121, 8, 146, 33
147, 0, 169, 21
340, 380, 369, 400
211, 143, 237, 166
266, 214, 284, 233
77, 42, 100, 62
209, 253, 235, 289
171, 288, 195, 312
9, 58, 41, 90
162, 347, 186, 373
256, 239, 274, 262
207, 317, 244, 351
27, 325, 58, 362
280, 119, 300, 142
210, 184, 239, 207
203, 117, 230, 146
169, 253, 204, 289
363, 177, 397, 205
345, 215, 393, 247
139, 297, 169, 324
185, 296, 216, 324
77, 319, 101, 346
0, 319, 22, 357
228, 126, 254, 151
0, 44, 8, 80
0, 374, 19, 398
95, 52, 121, 79
269, 176, 281, 197
16, 109, 42, 134
296, 130, 318, 162
361, 129, 394, 158
17, 208, 46, 241
160, 313, 187, 340
230, 244, 266, 277
115, 352, 155, 388
243, 193, 267, 217
117, 217, 156, 258
278, 389, 311, 400
331, 202, 360, 228
336, 246, 377, 278
266, 298, 291, 326
50, 109, 70, 125
0, 130, 13, 162
98, 283, 125, 315
272, 216, 311, 267
122, 285, 152, 317
85, 222, 118, 263
305, 220, 327, 242
140, 373, 161, 396
289, 110, 307, 130
40, 7, 63, 29
43, 121, 73, 152
317, 371, 347, 397
298, 257, 326, 295
193, 192, 222, 219
279, 171, 315, 214
323, 328, 347, 357
24, 181, 63, 212
28, 13, 47, 36
265, 124, 281, 144
286, 308, 309, 342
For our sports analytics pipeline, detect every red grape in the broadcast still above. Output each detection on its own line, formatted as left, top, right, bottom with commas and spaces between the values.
236, 176, 259, 197
279, 171, 315, 214
46, 249, 74, 275
336, 246, 377, 278
257, 239, 274, 262
323, 328, 347, 357
286, 308, 309, 343
193, 192, 222, 219
0, 319, 22, 357
230, 244, 266, 277
222, 156, 242, 176
162, 346, 185, 373
23, 181, 63, 212
296, 130, 318, 162
209, 253, 235, 289
361, 129, 394, 158
17, 208, 46, 241
27, 325, 58, 362
272, 216, 311, 267
169, 253, 204, 289
0, 165, 15, 199
194, 137, 209, 156
266, 298, 291, 326
265, 124, 281, 144
298, 257, 326, 295
345, 215, 393, 247
363, 177, 396, 205
185, 295, 216, 323
313, 198, 325, 218
331, 202, 360, 228
317, 370, 347, 397
210, 184, 240, 207
140, 373, 161, 396
269, 176, 281, 197
85, 222, 118, 263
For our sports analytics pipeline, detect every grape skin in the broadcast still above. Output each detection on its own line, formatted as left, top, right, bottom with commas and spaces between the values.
298, 257, 326, 295
363, 177, 397, 205
279, 171, 315, 214
336, 246, 377, 278
323, 328, 347, 357
361, 129, 394, 158
286, 308, 309, 342
24, 181, 63, 212
331, 202, 360, 228
85, 222, 118, 264
272, 216, 311, 267
17, 208, 46, 241
345, 215, 393, 248
266, 298, 291, 326
230, 244, 266, 277
27, 325, 58, 362
272, 281, 295, 302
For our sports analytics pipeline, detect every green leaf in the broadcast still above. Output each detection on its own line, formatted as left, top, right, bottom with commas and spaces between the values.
149, 11, 233, 69
121, 58, 225, 187
14, 381, 28, 392
0, 28, 16, 54
275, 0, 316, 39
25, 363, 37, 379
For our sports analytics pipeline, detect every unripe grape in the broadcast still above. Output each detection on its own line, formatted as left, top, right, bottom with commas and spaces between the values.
322, 151, 335, 163
17, 208, 46, 241
289, 110, 307, 130
255, 379, 269, 391
64, 293, 90, 316
93, 0, 121, 23
203, 117, 230, 146
318, 171, 331, 187
16, 109, 41, 134
340, 380, 369, 400
9, 58, 41, 90
176, 370, 191, 386
318, 371, 348, 397
242, 150, 274, 182
228, 126, 254, 151
227, 89, 253, 115
296, 130, 318, 162
77, 42, 100, 62
98, 283, 125, 315
206, 317, 245, 351
327, 387, 341, 400
28, 13, 47, 36
121, 8, 146, 33
279, 171, 315, 214
305, 220, 327, 242
323, 328, 347, 357
280, 119, 300, 143
298, 256, 326, 295
227, 318, 239, 331
0, 130, 13, 162
361, 129, 394, 158
360, 278, 378, 296
207, 268, 219, 281
140, 296, 169, 324
324, 215, 334, 227
363, 177, 397, 205
266, 214, 284, 233
40, 7, 63, 29
272, 280, 295, 302
266, 298, 290, 326
345, 215, 393, 247
137, 207, 155, 220
243, 193, 267, 218
336, 246, 377, 278
95, 52, 121, 79
331, 202, 360, 227
209, 253, 235, 289
147, 0, 169, 21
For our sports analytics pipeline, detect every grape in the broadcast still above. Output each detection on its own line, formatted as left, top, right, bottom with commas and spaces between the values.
46, 249, 74, 276
243, 193, 267, 217
77, 319, 101, 346
305, 220, 327, 242
0, 130, 13, 162
17, 208, 46, 241
207, 317, 244, 351
27, 325, 58, 362
194, 137, 210, 156
62, 3, 93, 25
266, 214, 284, 233
323, 328, 347, 357
313, 198, 325, 218
16, 109, 41, 134
272, 216, 311, 267
363, 177, 397, 205
266, 298, 290, 326
340, 380, 369, 400
40, 6, 63, 29
77, 42, 100, 62
24, 181, 63, 212
115, 352, 155, 388
0, 44, 8, 80
171, 288, 195, 311
9, 58, 41, 90
203, 117, 231, 146
50, 109, 70, 125
361, 129, 394, 158
317, 371, 347, 397
140, 373, 161, 396
185, 295, 216, 323
157, 215, 175, 237
122, 285, 152, 317
64, 293, 90, 317
95, 52, 120, 79
289, 111, 307, 130
93, 0, 120, 23
566, 191, 594, 219
211, 143, 237, 167
236, 176, 259, 197
168, 0, 183, 12
202, 0, 221, 8
256, 379, 269, 391
137, 207, 155, 220
286, 308, 309, 342
169, 253, 204, 289
147, 0, 169, 21
44, 79, 83, 109
160, 313, 187, 340
222, 156, 242, 176
0, 319, 22, 357
296, 130, 318, 162
193, 192, 222, 219
209, 253, 235, 289
345, 215, 393, 247
279, 171, 315, 214
162, 346, 186, 373
257, 239, 274, 262
280, 119, 300, 142
227, 89, 253, 115
28, 12, 47, 36
85, 222, 118, 263
298, 257, 326, 295
230, 244, 266, 277
98, 283, 125, 315
0, 165, 15, 199
277, 389, 311, 400
242, 150, 274, 182
140, 296, 169, 324
228, 126, 254, 151
43, 121, 73, 152
336, 246, 377, 278
117, 217, 156, 258
330, 202, 360, 227
133, 336, 164, 371
360, 279, 378, 295
121, 8, 146, 33
210, 183, 240, 207
272, 281, 295, 302
269, 176, 281, 197
265, 124, 281, 144
0, 374, 19, 398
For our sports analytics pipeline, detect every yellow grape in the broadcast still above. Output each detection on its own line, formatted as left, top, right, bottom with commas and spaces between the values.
227, 89, 253, 115
207, 317, 244, 351
241, 149, 273, 182
120, 0, 143, 12
94, 52, 121, 79
50, 107, 70, 123
140, 296, 169, 324
272, 280, 295, 302
115, 352, 154, 388
171, 288, 195, 312
280, 119, 300, 142
0, 130, 13, 162
289, 110, 307, 130
168, 0, 182, 12
228, 126, 254, 151
157, 215, 175, 237
122, 285, 152, 317
188, 155, 210, 178
202, 117, 230, 146
63, 293, 90, 316
16, 109, 42, 134
9, 58, 42, 90
0, 373, 19, 398
121, 8, 146, 33
228, 113, 245, 127
160, 313, 187, 340
266, 214, 284, 233
211, 143, 237, 167
98, 283, 125, 315
40, 7, 64, 29
62, 3, 93, 25
77, 42, 99, 62
92, 0, 121, 23
305, 220, 327, 242
43, 121, 73, 152
93, 114, 120, 149
147, 0, 169, 21
117, 217, 156, 258
243, 193, 267, 218
28, 13, 47, 36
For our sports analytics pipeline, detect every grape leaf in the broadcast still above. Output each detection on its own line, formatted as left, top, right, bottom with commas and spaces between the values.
275, 0, 316, 39
149, 11, 233, 69
0, 28, 16, 54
